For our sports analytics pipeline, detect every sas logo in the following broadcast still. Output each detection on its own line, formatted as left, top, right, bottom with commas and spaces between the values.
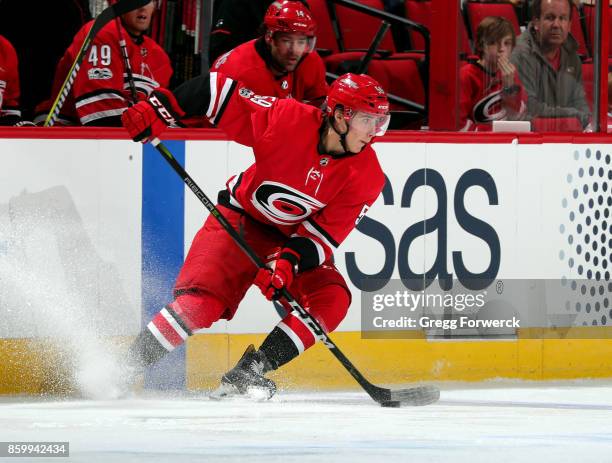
346, 168, 501, 292
88, 68, 113, 80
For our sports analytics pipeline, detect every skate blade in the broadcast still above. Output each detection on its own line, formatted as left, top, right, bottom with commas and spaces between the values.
208, 382, 237, 401
209, 383, 274, 402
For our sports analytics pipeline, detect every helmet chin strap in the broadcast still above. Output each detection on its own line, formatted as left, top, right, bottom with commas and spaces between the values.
330, 117, 361, 155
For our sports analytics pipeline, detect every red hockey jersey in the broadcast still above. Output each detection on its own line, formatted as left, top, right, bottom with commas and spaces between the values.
0, 34, 21, 125
211, 38, 328, 105
199, 72, 384, 265
459, 62, 527, 131
38, 20, 172, 125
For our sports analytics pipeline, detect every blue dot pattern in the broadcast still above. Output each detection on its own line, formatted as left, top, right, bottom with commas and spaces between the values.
560, 149, 611, 326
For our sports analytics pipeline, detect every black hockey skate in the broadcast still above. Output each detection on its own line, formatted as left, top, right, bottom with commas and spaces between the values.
209, 345, 277, 401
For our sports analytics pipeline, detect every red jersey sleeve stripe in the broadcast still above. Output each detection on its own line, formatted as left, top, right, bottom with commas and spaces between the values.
303, 219, 339, 248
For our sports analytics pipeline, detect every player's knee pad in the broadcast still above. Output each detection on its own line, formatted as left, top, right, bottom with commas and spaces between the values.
147, 292, 226, 351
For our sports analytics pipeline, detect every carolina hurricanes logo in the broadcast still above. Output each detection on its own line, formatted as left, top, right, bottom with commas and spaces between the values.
252, 181, 326, 225
472, 90, 506, 123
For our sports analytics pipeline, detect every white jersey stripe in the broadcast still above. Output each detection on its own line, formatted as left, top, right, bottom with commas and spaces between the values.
302, 220, 336, 250
127, 73, 159, 87
210, 77, 234, 125
229, 194, 244, 210
75, 92, 125, 108
147, 321, 175, 352
227, 174, 239, 192
130, 82, 156, 95
277, 321, 305, 354
206, 72, 218, 119
310, 238, 325, 265
160, 307, 189, 340
80, 108, 126, 125
1, 109, 21, 117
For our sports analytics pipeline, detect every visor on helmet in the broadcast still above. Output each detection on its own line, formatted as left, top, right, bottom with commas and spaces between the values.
349, 111, 391, 137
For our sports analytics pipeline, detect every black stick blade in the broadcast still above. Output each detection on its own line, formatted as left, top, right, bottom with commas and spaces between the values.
389, 385, 440, 406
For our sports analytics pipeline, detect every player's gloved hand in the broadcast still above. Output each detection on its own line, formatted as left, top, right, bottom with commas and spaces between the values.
254, 249, 299, 301
121, 87, 185, 143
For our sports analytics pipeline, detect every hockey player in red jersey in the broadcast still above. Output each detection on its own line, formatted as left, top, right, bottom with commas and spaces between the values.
0, 34, 23, 125
459, 16, 527, 131
35, 1, 172, 126
211, 0, 328, 107
121, 71, 389, 398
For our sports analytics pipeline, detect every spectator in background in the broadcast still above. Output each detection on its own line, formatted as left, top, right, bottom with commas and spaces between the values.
460, 16, 527, 131
211, 0, 327, 108
0, 34, 23, 125
35, 0, 172, 126
510, 0, 591, 131
0, 0, 90, 120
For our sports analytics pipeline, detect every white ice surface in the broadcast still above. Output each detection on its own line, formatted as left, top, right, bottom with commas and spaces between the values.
1, 385, 612, 463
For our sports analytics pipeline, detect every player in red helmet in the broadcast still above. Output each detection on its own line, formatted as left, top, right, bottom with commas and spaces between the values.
326, 73, 390, 153
121, 71, 389, 399
263, 0, 317, 72
210, 0, 327, 108
34, 0, 172, 126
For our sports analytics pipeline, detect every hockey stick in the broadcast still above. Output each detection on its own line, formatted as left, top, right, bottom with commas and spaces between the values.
150, 138, 440, 407
44, 0, 151, 126
111, 0, 140, 104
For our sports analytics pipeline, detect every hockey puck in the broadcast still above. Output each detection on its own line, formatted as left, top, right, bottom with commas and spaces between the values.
380, 401, 401, 408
